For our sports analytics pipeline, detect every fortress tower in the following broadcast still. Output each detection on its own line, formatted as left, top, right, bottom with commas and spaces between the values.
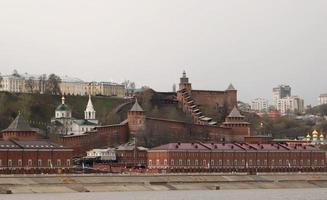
128, 99, 146, 135
179, 71, 192, 91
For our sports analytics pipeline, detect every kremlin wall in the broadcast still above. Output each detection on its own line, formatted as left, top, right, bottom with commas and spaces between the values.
0, 72, 325, 174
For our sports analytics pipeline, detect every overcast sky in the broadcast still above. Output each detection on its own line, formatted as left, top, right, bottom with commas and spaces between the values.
0, 0, 326, 105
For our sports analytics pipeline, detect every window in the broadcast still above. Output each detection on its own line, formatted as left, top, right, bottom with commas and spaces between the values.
57, 159, 61, 167
195, 160, 199, 166
322, 160, 325, 165
293, 160, 296, 165
271, 160, 275, 165
257, 160, 260, 166
314, 160, 318, 165
300, 160, 304, 165
307, 160, 311, 165
219, 160, 222, 166
148, 160, 152, 166
179, 159, 183, 166
18, 159, 22, 167
248, 160, 252, 166
203, 160, 206, 166
28, 159, 32, 167
279, 160, 282, 165
156, 159, 160, 166
171, 159, 174, 166
66, 159, 71, 166
286, 160, 290, 166
48, 159, 52, 167
234, 160, 238, 166
8, 160, 12, 167
211, 160, 214, 166
38, 159, 42, 167
187, 159, 191, 166
0, 159, 2, 167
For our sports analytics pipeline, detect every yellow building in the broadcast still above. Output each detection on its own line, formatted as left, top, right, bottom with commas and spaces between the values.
86, 82, 125, 97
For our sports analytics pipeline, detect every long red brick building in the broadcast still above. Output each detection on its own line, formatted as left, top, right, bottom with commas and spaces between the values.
147, 142, 326, 173
0, 114, 73, 174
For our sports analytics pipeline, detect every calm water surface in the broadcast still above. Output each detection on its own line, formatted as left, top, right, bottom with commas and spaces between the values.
0, 188, 326, 200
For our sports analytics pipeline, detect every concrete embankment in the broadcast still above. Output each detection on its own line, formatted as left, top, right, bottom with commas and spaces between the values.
1, 173, 327, 194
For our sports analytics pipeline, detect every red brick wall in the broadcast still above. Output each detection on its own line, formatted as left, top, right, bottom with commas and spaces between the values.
190, 90, 237, 112
55, 124, 129, 156
145, 118, 246, 145
2, 131, 38, 141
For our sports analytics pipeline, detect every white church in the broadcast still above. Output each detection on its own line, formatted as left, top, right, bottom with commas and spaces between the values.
51, 95, 99, 136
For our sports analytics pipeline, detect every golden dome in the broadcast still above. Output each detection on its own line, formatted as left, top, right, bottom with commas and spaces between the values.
320, 132, 324, 139
312, 130, 319, 137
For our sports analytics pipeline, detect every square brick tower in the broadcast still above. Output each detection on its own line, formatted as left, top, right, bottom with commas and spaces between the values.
128, 99, 146, 135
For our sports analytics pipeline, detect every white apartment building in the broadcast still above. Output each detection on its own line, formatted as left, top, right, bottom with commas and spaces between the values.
277, 96, 305, 114
272, 85, 291, 108
318, 94, 327, 105
251, 98, 269, 112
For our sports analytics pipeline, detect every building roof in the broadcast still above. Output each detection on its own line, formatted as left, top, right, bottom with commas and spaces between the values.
151, 143, 211, 151
226, 83, 236, 91
85, 95, 95, 112
0, 140, 71, 150
150, 142, 321, 152
2, 114, 33, 132
130, 99, 144, 112
56, 96, 71, 111
227, 106, 244, 118
73, 119, 97, 126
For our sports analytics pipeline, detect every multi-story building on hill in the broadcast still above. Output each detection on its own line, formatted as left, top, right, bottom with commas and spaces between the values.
272, 85, 291, 108
59, 76, 87, 96
0, 72, 125, 97
318, 94, 327, 105
251, 98, 269, 112
86, 82, 125, 97
277, 96, 305, 114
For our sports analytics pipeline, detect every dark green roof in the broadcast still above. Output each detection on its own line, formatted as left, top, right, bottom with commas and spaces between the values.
2, 114, 33, 132
74, 119, 97, 126
56, 103, 71, 111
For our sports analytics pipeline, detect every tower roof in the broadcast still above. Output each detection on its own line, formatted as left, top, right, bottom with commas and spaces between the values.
227, 106, 244, 118
85, 95, 95, 112
2, 113, 33, 132
56, 96, 71, 111
226, 84, 236, 91
130, 99, 144, 112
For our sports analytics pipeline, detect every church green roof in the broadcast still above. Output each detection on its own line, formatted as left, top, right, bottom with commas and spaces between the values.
56, 103, 71, 111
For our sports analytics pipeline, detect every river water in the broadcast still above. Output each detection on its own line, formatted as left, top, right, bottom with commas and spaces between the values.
0, 188, 326, 200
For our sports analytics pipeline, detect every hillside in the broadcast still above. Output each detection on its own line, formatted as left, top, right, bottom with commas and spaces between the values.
0, 92, 126, 130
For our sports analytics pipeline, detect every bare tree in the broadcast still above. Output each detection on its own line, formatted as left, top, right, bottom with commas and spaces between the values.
172, 83, 176, 93
12, 69, 20, 77
45, 74, 62, 95
38, 74, 47, 94
0, 72, 3, 89
25, 77, 35, 93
